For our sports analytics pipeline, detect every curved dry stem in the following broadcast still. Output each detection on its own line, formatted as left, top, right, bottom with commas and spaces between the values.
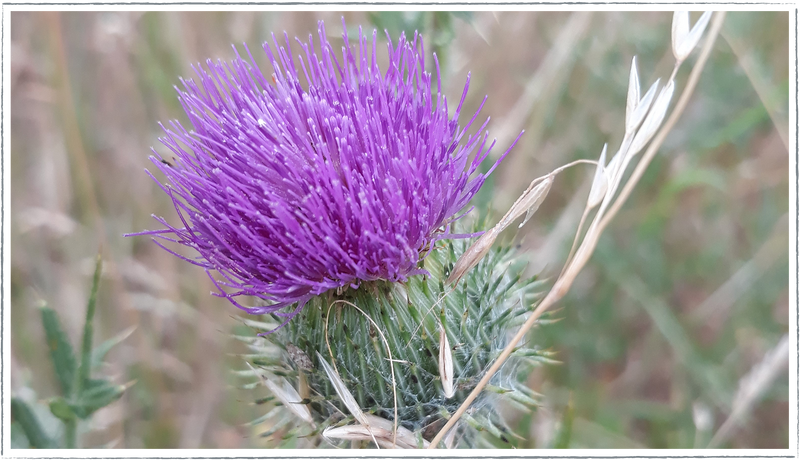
427, 11, 726, 449
559, 206, 591, 279
549, 158, 600, 176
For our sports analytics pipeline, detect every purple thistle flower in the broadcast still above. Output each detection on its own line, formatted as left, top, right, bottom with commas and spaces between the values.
135, 20, 520, 326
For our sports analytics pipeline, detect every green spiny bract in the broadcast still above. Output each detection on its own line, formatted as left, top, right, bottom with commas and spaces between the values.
239, 228, 547, 448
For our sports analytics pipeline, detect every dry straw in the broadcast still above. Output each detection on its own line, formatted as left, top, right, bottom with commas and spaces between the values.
708, 334, 789, 448
429, 11, 725, 448
323, 300, 399, 448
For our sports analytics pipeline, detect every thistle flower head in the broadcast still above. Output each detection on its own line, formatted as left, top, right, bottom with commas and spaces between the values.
139, 20, 515, 321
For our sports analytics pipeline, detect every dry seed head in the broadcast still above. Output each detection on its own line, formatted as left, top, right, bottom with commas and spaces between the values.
515, 175, 554, 229
447, 174, 552, 285
439, 325, 455, 399
316, 352, 372, 430
672, 11, 690, 60
672, 11, 713, 62
324, 425, 410, 448
322, 424, 374, 444
323, 415, 428, 449
498, 175, 554, 231
445, 227, 498, 285
448, 173, 553, 285
629, 80, 675, 155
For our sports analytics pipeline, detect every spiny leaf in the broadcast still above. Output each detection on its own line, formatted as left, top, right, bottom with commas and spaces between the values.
484, 384, 536, 413
487, 305, 516, 330
469, 412, 506, 441
461, 412, 486, 433
253, 395, 275, 406
248, 362, 314, 425
246, 406, 283, 427
70, 380, 129, 419
91, 326, 135, 370
39, 303, 77, 397
239, 381, 261, 391
510, 348, 561, 365
10, 421, 31, 449
258, 416, 292, 439
239, 318, 279, 333
11, 397, 55, 449
75, 254, 102, 398
505, 387, 541, 409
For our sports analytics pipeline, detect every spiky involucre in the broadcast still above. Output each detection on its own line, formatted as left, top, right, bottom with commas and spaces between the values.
242, 228, 547, 448
140, 20, 515, 321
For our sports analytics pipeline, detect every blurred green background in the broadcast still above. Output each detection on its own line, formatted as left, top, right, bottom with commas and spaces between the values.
9, 10, 789, 448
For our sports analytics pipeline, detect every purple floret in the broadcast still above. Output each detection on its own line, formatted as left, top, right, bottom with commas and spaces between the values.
136, 19, 520, 326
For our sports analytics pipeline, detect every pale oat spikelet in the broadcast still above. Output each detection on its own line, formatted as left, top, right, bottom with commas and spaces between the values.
323, 415, 430, 449
447, 175, 553, 285
629, 80, 676, 155
438, 326, 455, 399
626, 73, 660, 135
429, 12, 720, 447
672, 11, 714, 62
586, 144, 608, 209
159, 16, 543, 449
316, 352, 372, 430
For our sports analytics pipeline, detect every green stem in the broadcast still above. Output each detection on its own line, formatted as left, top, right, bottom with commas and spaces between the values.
65, 253, 101, 449
75, 254, 102, 398
64, 419, 77, 449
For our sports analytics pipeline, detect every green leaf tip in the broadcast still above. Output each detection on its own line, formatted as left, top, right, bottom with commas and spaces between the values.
11, 397, 55, 449
39, 305, 77, 397
74, 253, 103, 402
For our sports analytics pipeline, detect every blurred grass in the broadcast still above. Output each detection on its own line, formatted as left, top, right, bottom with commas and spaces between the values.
9, 10, 789, 448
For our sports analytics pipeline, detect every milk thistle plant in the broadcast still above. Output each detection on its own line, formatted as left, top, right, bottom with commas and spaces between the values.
134, 12, 721, 448
135, 19, 539, 448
